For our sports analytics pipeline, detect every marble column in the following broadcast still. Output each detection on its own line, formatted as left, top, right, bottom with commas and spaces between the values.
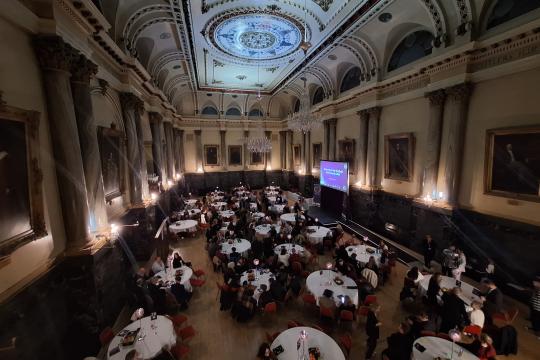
163, 121, 176, 181
136, 111, 149, 200
195, 130, 203, 172
366, 107, 381, 188
422, 89, 447, 197
34, 36, 91, 246
176, 129, 185, 173
442, 83, 474, 205
243, 130, 249, 170
302, 132, 306, 171
70, 54, 108, 233
120, 93, 143, 205
287, 130, 294, 170
305, 131, 312, 175
220, 130, 227, 170
265, 130, 272, 170
323, 120, 330, 160
357, 110, 369, 186
149, 112, 165, 183
279, 131, 287, 169
327, 118, 337, 160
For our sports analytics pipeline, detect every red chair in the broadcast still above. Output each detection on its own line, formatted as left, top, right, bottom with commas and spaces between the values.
339, 310, 354, 322
463, 325, 482, 336
176, 325, 196, 342
437, 333, 452, 341
170, 343, 191, 359
364, 295, 377, 306
291, 261, 303, 275
193, 269, 206, 278
420, 330, 437, 337
190, 278, 205, 287
264, 302, 277, 315
339, 334, 352, 357
168, 314, 188, 328
357, 306, 370, 317
99, 327, 114, 346
319, 305, 335, 320
302, 293, 317, 306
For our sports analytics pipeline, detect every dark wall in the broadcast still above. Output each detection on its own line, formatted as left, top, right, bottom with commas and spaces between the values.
348, 187, 540, 293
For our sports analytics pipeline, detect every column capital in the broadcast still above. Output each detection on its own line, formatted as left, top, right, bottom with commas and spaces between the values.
34, 35, 77, 72
70, 54, 98, 84
148, 112, 163, 123
366, 106, 381, 118
446, 82, 474, 102
120, 92, 144, 114
220, 129, 227, 135
425, 89, 447, 106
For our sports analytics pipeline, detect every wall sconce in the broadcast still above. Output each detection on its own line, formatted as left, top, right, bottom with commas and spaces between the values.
151, 192, 159, 201
266, 165, 272, 171
109, 221, 140, 240
197, 167, 204, 173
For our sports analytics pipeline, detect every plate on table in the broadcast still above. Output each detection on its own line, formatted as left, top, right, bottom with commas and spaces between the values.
366, 248, 375, 254
120, 328, 140, 346
333, 277, 344, 285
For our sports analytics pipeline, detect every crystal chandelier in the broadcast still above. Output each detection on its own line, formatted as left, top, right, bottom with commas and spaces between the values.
288, 85, 323, 134
246, 133, 272, 153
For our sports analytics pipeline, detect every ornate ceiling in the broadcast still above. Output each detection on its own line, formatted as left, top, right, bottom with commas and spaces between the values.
104, 0, 534, 117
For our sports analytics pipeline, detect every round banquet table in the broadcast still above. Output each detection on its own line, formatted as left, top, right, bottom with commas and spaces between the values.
418, 275, 481, 306
210, 195, 224, 201
107, 315, 176, 360
265, 190, 279, 196
412, 337, 479, 360
255, 224, 281, 238
169, 220, 198, 234
154, 265, 193, 292
306, 270, 359, 307
240, 269, 275, 292
220, 239, 251, 255
346, 245, 381, 266
250, 202, 258, 210
252, 212, 266, 219
185, 199, 197, 206
176, 208, 200, 218
280, 213, 305, 223
306, 226, 331, 244
270, 326, 345, 360
270, 204, 286, 214
267, 196, 277, 204
266, 185, 280, 191
211, 201, 227, 209
219, 210, 235, 219
274, 243, 305, 256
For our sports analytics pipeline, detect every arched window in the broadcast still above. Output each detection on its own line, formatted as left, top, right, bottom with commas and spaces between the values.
201, 106, 218, 116
486, 0, 540, 30
340, 67, 361, 93
248, 108, 263, 118
293, 98, 300, 113
225, 107, 242, 116
312, 87, 325, 106
387, 31, 434, 73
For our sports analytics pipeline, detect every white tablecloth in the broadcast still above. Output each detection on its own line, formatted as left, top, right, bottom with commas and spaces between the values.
280, 213, 305, 223
267, 196, 277, 204
266, 186, 280, 191
265, 190, 279, 196
211, 201, 227, 209
270, 204, 286, 213
210, 195, 224, 201
418, 275, 481, 306
185, 199, 197, 208
274, 243, 305, 256
306, 226, 331, 244
169, 220, 198, 234
250, 202, 258, 210
255, 224, 281, 237
306, 270, 359, 307
107, 316, 176, 360
252, 212, 266, 219
271, 327, 345, 360
176, 208, 200, 218
346, 245, 381, 266
221, 239, 251, 255
219, 210, 235, 219
154, 265, 194, 292
240, 269, 275, 291
412, 337, 479, 360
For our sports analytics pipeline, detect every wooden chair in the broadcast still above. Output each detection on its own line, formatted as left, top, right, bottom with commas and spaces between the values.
302, 293, 317, 307
463, 325, 482, 336
189, 278, 206, 287
99, 327, 114, 346
193, 269, 206, 278
364, 295, 377, 306
264, 302, 277, 315
168, 314, 188, 328
339, 310, 354, 329
319, 305, 335, 321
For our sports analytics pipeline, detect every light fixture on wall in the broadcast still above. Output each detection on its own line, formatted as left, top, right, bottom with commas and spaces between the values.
197, 166, 204, 173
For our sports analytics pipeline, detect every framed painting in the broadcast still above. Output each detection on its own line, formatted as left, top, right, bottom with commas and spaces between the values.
293, 144, 301, 166
204, 144, 220, 166
384, 133, 414, 181
98, 125, 125, 201
338, 138, 356, 174
250, 151, 264, 165
312, 143, 322, 169
0, 96, 46, 256
228, 145, 242, 166
485, 126, 540, 202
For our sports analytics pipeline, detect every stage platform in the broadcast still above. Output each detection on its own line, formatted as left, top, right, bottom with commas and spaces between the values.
305, 206, 341, 226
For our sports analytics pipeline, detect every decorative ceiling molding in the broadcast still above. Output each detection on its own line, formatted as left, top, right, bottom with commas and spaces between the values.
149, 51, 187, 78
418, 0, 448, 46
122, 4, 180, 43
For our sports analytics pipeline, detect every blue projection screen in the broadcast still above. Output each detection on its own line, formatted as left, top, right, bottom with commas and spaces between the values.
320, 160, 349, 193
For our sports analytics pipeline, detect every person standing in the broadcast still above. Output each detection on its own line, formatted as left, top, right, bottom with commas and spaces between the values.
423, 235, 436, 268
365, 304, 382, 359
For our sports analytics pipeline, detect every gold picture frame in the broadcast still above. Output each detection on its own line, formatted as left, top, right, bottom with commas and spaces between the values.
204, 144, 220, 166
384, 132, 414, 182
98, 125, 126, 202
228, 145, 242, 166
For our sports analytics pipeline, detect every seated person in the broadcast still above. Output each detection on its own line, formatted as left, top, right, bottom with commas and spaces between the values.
228, 247, 241, 263
269, 277, 286, 301
440, 287, 469, 332
426, 272, 442, 306
382, 322, 414, 360
151, 256, 166, 274
407, 311, 429, 339
338, 295, 356, 314
318, 289, 337, 314
277, 248, 290, 267
257, 284, 273, 309
289, 248, 303, 265
467, 333, 497, 360
481, 279, 504, 320
172, 253, 184, 268
170, 276, 192, 309
335, 258, 351, 275
469, 300, 486, 329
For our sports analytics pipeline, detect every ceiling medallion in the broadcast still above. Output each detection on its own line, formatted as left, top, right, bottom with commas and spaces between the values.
236, 75, 247, 80
210, 13, 303, 61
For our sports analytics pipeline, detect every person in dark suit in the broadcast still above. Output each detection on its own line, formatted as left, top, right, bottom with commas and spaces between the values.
382, 321, 413, 360
170, 277, 191, 310
257, 284, 273, 309
482, 279, 504, 320
423, 235, 436, 268
440, 287, 469, 332
365, 304, 381, 359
